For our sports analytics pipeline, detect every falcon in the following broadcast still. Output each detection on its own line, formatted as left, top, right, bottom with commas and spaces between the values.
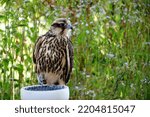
33, 18, 73, 85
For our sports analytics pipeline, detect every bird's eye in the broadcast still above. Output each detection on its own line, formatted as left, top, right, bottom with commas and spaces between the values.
59, 23, 65, 27
52, 23, 65, 28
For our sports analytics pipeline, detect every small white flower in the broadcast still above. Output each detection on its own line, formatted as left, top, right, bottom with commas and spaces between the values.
81, 22, 84, 25
144, 42, 150, 45
19, 17, 24, 21
124, 8, 128, 12
82, 71, 86, 75
55, 13, 58, 16
130, 83, 134, 88
106, 53, 115, 58
106, 16, 110, 19
99, 8, 106, 15
75, 86, 79, 90
72, 68, 75, 71
124, 62, 129, 67
74, 86, 83, 90
76, 13, 81, 18
86, 30, 90, 34
86, 90, 96, 97
121, 82, 125, 86
86, 75, 90, 78
110, 20, 116, 26
19, 8, 23, 13
94, 32, 97, 35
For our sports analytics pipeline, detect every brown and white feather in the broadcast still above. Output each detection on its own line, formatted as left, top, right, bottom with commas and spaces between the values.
33, 18, 73, 85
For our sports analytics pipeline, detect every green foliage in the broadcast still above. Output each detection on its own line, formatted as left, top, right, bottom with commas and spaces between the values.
0, 0, 149, 100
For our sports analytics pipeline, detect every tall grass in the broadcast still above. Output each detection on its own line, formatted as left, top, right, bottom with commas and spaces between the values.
0, 0, 149, 100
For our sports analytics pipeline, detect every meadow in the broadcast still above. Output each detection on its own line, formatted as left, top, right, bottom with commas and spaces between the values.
0, 0, 149, 100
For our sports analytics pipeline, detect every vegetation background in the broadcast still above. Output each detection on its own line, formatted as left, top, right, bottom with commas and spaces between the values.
0, 0, 149, 100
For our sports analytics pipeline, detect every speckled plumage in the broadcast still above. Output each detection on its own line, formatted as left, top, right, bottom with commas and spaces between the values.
33, 18, 73, 85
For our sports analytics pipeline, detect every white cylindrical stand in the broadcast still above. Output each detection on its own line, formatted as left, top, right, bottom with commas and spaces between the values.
20, 85, 69, 100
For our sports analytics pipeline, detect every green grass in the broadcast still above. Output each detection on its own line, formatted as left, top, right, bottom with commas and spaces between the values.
0, 0, 149, 100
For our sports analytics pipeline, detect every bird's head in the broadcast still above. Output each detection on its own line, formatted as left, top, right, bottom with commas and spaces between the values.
50, 18, 73, 38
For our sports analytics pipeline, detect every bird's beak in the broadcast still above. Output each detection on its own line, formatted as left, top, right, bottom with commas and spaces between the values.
66, 24, 73, 30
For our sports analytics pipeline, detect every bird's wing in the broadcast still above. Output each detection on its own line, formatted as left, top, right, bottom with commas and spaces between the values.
33, 36, 45, 64
65, 39, 73, 83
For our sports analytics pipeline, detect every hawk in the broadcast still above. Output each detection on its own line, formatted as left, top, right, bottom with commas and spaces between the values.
33, 18, 73, 85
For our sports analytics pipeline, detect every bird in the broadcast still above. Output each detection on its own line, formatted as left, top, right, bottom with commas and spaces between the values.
33, 18, 73, 85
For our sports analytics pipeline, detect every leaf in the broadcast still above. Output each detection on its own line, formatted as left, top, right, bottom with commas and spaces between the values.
0, 15, 6, 20
13, 64, 23, 73
3, 58, 9, 68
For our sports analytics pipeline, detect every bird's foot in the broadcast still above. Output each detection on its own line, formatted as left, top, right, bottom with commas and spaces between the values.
37, 74, 46, 85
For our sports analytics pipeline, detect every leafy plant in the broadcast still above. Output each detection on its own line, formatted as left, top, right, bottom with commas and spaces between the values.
0, 0, 149, 100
